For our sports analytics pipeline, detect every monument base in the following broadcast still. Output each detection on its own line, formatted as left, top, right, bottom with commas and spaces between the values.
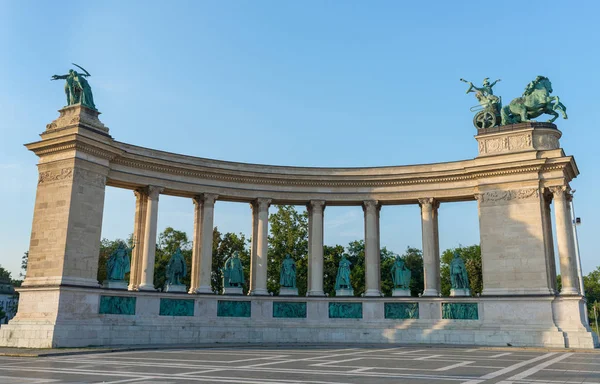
164, 284, 187, 293
392, 288, 411, 297
336, 288, 354, 297
450, 288, 471, 297
279, 287, 298, 296
102, 280, 128, 290
222, 287, 243, 295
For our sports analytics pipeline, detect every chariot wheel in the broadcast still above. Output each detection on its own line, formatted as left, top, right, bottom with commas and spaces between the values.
473, 110, 497, 130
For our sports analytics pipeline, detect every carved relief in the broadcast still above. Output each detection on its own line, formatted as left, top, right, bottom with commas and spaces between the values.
73, 168, 107, 188
38, 168, 73, 184
45, 105, 109, 133
508, 134, 532, 149
478, 188, 540, 204
478, 132, 534, 155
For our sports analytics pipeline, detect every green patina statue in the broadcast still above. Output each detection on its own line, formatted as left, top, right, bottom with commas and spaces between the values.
390, 256, 411, 289
279, 254, 297, 288
51, 63, 96, 109
501, 75, 568, 125
335, 254, 352, 291
449, 251, 470, 290
222, 251, 245, 288
462, 75, 567, 129
166, 248, 187, 286
106, 244, 133, 281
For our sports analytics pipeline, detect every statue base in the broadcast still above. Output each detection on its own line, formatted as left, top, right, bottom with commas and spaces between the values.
392, 288, 411, 297
222, 287, 243, 295
336, 288, 354, 297
450, 288, 471, 297
164, 284, 186, 293
102, 280, 128, 290
45, 104, 110, 136
279, 287, 298, 296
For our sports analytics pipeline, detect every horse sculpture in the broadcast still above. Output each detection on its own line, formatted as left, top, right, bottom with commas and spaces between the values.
500, 76, 568, 125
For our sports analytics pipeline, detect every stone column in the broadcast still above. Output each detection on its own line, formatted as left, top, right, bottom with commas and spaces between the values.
138, 186, 163, 291
249, 198, 271, 295
420, 198, 440, 296
307, 200, 326, 296
551, 186, 579, 295
541, 191, 558, 293
193, 194, 218, 294
129, 188, 148, 291
363, 200, 382, 297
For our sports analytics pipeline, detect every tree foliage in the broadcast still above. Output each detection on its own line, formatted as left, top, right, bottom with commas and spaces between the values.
267, 206, 308, 295
584, 266, 600, 326
441, 245, 482, 296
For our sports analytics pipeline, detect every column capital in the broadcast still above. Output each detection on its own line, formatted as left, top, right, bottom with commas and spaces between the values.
147, 186, 164, 200
133, 187, 148, 199
193, 193, 219, 206
362, 200, 379, 212
252, 198, 271, 212
549, 185, 570, 200
308, 200, 326, 213
418, 197, 439, 211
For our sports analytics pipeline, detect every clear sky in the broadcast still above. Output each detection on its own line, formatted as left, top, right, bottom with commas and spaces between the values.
1, 1, 599, 279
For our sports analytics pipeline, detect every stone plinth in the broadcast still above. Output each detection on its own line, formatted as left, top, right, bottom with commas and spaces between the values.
392, 288, 411, 297
102, 280, 128, 290
475, 122, 560, 156
450, 288, 471, 297
223, 287, 243, 295
45, 104, 110, 136
279, 287, 298, 296
164, 284, 186, 293
336, 288, 354, 297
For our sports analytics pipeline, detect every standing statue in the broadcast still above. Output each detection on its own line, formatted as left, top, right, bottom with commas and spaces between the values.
106, 243, 134, 281
461, 77, 501, 108
335, 254, 352, 291
279, 254, 296, 288
165, 248, 187, 287
501, 76, 567, 125
450, 251, 470, 290
461, 77, 502, 129
51, 63, 96, 109
390, 256, 411, 289
222, 251, 245, 288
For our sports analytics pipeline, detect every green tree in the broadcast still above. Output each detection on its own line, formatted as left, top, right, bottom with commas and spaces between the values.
20, 251, 28, 278
154, 227, 191, 290
267, 206, 308, 295
584, 267, 600, 326
323, 244, 345, 297
441, 245, 482, 296
0, 303, 5, 324
345, 240, 366, 297
0, 266, 10, 281
212, 228, 250, 294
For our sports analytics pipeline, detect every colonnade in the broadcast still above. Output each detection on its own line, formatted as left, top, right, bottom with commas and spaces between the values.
126, 186, 581, 297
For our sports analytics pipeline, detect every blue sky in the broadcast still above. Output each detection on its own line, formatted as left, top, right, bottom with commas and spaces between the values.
1, 1, 599, 279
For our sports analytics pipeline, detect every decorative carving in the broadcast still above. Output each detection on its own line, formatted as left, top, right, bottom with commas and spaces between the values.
442, 303, 478, 320
45, 104, 108, 133
159, 298, 194, 316
478, 188, 540, 204
362, 200, 378, 212
308, 200, 326, 213
328, 302, 362, 319
99, 296, 136, 315
217, 300, 251, 317
549, 185, 569, 200
384, 303, 419, 319
73, 168, 107, 188
147, 186, 164, 200
38, 168, 73, 184
273, 302, 306, 318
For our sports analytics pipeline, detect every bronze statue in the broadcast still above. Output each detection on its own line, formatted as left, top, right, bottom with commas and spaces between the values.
52, 63, 96, 109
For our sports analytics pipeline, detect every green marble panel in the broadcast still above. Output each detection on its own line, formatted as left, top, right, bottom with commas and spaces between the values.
217, 300, 251, 317
99, 296, 136, 315
159, 298, 195, 316
384, 302, 419, 319
273, 302, 307, 318
328, 302, 362, 319
442, 302, 479, 320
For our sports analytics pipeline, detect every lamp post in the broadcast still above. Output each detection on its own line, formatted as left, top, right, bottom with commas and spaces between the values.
570, 190, 588, 325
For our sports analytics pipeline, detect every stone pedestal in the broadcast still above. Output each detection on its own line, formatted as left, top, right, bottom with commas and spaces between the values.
475, 122, 561, 156
102, 280, 128, 290
279, 287, 298, 296
223, 287, 243, 295
392, 288, 411, 297
164, 284, 186, 293
450, 288, 471, 297
336, 288, 354, 297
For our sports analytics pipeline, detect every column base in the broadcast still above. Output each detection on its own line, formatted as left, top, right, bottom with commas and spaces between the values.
560, 287, 580, 295
363, 289, 382, 297
422, 289, 440, 297
137, 284, 157, 292
307, 290, 326, 297
249, 288, 269, 296
195, 285, 214, 294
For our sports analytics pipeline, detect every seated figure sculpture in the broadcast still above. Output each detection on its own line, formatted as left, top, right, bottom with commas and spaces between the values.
450, 251, 471, 296
335, 254, 353, 296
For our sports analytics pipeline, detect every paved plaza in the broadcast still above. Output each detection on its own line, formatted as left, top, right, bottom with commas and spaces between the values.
0, 345, 598, 383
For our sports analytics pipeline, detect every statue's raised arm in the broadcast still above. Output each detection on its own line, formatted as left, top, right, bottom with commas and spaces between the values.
51, 64, 96, 110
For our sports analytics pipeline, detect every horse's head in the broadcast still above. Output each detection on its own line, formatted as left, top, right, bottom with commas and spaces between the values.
525, 76, 552, 95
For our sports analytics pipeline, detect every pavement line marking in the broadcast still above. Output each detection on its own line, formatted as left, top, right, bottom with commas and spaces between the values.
230, 355, 290, 363
436, 361, 474, 371
460, 352, 557, 384
489, 352, 512, 358
177, 369, 226, 376
505, 353, 573, 381
348, 367, 372, 373
311, 357, 363, 366
100, 378, 154, 384
465, 349, 480, 352
415, 354, 443, 360
392, 349, 427, 355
